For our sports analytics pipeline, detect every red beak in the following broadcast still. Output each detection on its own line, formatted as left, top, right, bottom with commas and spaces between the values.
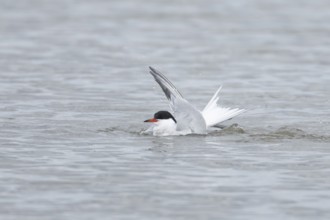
144, 118, 158, 123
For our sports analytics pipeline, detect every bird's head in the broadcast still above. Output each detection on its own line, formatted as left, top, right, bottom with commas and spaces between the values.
144, 111, 177, 124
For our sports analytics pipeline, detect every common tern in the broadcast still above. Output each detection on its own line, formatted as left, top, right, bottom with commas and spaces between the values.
144, 67, 245, 136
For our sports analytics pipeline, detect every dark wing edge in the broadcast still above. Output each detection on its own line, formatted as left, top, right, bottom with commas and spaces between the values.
149, 66, 184, 101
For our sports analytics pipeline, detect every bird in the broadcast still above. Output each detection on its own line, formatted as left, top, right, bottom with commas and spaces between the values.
144, 67, 245, 136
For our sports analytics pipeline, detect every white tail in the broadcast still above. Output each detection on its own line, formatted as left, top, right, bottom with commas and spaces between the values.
202, 86, 245, 127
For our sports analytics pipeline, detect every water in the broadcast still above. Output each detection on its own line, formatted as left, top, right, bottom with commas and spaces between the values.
1, 0, 330, 219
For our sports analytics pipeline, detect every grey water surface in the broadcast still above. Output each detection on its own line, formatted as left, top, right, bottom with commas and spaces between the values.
1, 0, 330, 219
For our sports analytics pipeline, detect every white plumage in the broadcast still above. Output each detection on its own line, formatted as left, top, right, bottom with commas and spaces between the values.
202, 86, 246, 127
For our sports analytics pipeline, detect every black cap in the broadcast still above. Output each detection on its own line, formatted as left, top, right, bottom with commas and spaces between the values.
154, 111, 177, 123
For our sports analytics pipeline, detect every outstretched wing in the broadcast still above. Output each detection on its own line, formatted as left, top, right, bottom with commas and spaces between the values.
149, 66, 183, 111
202, 86, 245, 127
149, 67, 206, 133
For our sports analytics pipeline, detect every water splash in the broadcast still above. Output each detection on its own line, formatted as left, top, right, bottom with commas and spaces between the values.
250, 126, 330, 142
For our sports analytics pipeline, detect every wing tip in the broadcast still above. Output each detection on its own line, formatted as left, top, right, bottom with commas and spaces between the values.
148, 66, 159, 78
149, 66, 156, 73
148, 66, 157, 78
